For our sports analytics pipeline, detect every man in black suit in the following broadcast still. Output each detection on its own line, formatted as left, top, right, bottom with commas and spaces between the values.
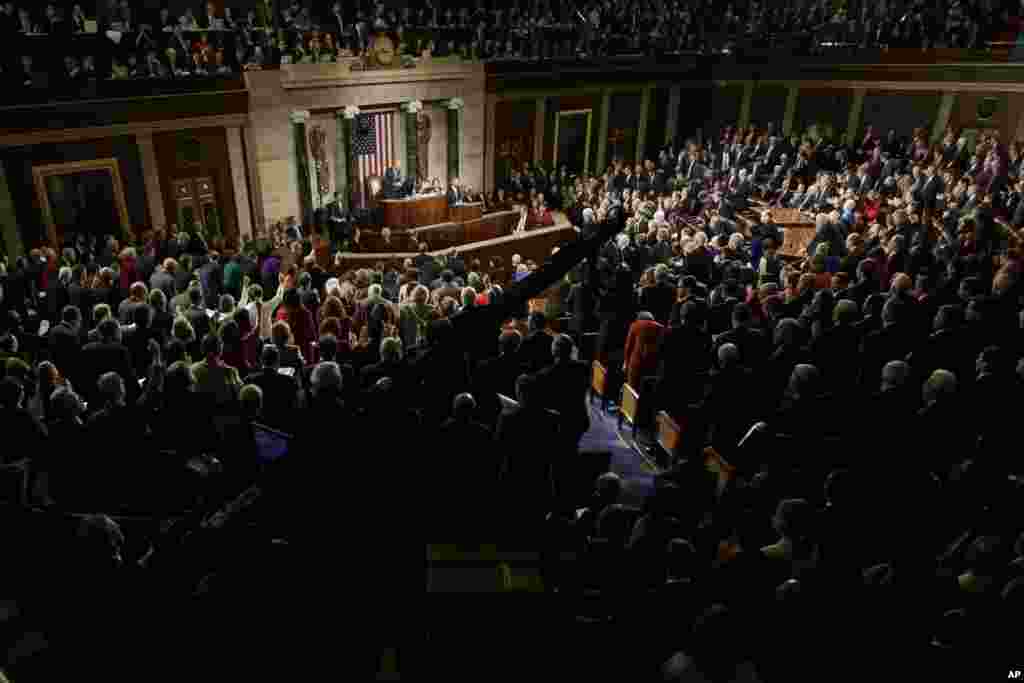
79, 318, 137, 409
639, 265, 676, 325
446, 177, 464, 206
534, 334, 590, 452
360, 337, 412, 393
48, 305, 83, 386
705, 343, 756, 460
245, 344, 301, 431
712, 303, 770, 369
184, 286, 211, 349
474, 330, 526, 422
432, 392, 497, 537
414, 242, 439, 286
518, 311, 553, 374
496, 373, 561, 536
859, 297, 920, 389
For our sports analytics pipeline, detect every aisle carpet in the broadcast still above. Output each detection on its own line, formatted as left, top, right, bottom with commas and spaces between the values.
578, 404, 657, 507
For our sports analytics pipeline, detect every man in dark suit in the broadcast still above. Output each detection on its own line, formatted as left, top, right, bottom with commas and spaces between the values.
414, 243, 438, 285
432, 393, 497, 537
184, 286, 211, 348
360, 337, 412, 394
705, 343, 756, 460
474, 330, 526, 422
199, 253, 223, 310
518, 311, 553, 374
496, 373, 561, 537
639, 266, 676, 326
534, 334, 590, 452
712, 303, 770, 369
245, 344, 301, 431
859, 297, 920, 389
920, 165, 944, 217
48, 305, 83, 385
79, 318, 137, 408
446, 177, 464, 206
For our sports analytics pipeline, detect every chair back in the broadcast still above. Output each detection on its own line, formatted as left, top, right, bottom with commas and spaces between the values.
620, 383, 641, 426
591, 360, 608, 398
0, 459, 29, 506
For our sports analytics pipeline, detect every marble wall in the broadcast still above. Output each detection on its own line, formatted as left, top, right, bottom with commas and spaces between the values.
426, 104, 448, 185
245, 62, 485, 226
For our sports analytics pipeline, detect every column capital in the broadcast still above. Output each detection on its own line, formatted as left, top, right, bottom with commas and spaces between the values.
402, 100, 423, 114
445, 97, 464, 111
290, 110, 311, 124
342, 105, 361, 120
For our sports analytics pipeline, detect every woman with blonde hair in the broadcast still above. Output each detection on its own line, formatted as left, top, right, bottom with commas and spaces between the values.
239, 280, 284, 342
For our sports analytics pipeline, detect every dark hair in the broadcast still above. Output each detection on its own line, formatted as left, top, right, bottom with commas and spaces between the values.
219, 319, 240, 348
97, 317, 119, 341
133, 304, 152, 328
0, 376, 23, 409
318, 334, 338, 361
61, 305, 81, 324
260, 344, 280, 368
201, 333, 223, 358
189, 287, 203, 305
498, 330, 522, 355
282, 288, 301, 309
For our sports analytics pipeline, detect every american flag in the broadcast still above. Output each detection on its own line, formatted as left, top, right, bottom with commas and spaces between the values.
352, 110, 396, 208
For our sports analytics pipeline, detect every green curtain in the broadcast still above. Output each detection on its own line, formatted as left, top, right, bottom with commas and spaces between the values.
293, 119, 313, 227
447, 107, 460, 182
405, 111, 419, 185
336, 113, 350, 212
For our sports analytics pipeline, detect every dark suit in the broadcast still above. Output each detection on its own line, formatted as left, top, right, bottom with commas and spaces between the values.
446, 186, 463, 205
713, 326, 771, 368
473, 353, 527, 420
431, 418, 498, 536
245, 368, 301, 431
639, 283, 675, 325
48, 322, 82, 384
518, 330, 553, 374
79, 341, 137, 407
534, 359, 591, 447
860, 323, 919, 388
496, 404, 560, 532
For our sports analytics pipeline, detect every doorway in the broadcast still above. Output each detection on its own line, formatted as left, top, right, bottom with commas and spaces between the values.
173, 176, 223, 240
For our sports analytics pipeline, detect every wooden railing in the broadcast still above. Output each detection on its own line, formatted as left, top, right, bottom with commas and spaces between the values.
358, 209, 522, 253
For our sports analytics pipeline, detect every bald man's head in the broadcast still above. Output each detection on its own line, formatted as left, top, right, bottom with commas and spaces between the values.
718, 343, 740, 368
881, 361, 910, 390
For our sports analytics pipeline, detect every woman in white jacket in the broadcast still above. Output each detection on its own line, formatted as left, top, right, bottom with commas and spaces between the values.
238, 277, 285, 342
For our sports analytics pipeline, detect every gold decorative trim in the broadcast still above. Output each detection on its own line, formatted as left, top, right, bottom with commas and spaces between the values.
32, 158, 130, 248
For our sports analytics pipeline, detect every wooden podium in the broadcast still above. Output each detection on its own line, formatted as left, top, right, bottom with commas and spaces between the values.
739, 206, 816, 259
449, 202, 484, 223
381, 193, 447, 229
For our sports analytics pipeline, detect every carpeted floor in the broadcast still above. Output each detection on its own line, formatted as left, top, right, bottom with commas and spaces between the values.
578, 402, 657, 507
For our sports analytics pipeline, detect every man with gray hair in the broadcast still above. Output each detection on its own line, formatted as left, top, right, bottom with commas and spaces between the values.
534, 333, 590, 451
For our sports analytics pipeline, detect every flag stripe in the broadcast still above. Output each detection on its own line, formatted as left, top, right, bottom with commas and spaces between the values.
354, 110, 396, 209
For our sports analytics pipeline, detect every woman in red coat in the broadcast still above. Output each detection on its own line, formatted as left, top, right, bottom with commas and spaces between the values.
275, 287, 316, 361
622, 312, 665, 389
118, 247, 139, 294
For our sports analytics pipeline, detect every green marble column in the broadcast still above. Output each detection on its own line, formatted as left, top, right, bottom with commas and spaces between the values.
446, 98, 463, 182
291, 110, 313, 227
404, 105, 419, 185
